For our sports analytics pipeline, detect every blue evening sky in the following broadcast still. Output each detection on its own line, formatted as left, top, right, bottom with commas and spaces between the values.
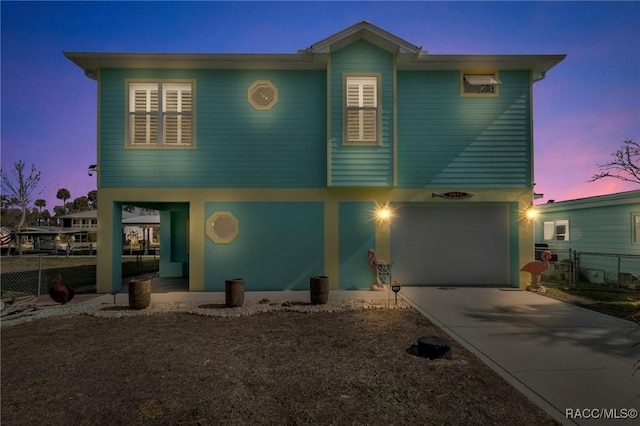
1, 1, 639, 211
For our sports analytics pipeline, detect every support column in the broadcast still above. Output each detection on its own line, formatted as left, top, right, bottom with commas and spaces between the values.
189, 200, 205, 291
96, 198, 121, 293
324, 198, 339, 289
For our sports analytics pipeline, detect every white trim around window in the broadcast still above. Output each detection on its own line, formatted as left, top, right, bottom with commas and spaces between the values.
543, 219, 570, 241
343, 74, 381, 146
125, 80, 196, 149
632, 213, 640, 245
460, 71, 501, 97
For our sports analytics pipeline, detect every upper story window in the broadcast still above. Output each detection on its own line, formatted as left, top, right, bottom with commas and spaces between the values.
344, 75, 380, 146
633, 213, 640, 245
127, 81, 194, 148
461, 71, 501, 97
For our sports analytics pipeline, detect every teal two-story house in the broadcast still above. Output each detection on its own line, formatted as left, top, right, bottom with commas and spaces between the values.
65, 22, 565, 293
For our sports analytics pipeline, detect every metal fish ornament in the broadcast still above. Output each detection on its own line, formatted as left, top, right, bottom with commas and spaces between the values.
432, 191, 473, 199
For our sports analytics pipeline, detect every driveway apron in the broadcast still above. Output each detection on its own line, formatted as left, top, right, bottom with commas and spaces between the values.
400, 286, 640, 426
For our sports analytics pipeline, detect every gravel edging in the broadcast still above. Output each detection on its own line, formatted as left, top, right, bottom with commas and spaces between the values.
1, 298, 412, 327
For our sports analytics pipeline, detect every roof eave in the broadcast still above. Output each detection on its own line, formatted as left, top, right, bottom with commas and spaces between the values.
398, 54, 566, 77
63, 51, 327, 79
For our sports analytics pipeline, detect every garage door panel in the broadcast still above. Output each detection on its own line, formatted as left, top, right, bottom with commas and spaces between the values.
391, 204, 509, 285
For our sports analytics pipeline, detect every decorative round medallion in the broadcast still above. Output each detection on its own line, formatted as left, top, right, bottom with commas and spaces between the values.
248, 80, 278, 110
206, 211, 239, 244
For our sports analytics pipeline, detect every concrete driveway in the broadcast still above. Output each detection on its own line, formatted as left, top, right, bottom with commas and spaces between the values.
400, 286, 640, 426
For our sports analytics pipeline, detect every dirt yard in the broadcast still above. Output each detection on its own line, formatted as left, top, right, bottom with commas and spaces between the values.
1, 303, 557, 425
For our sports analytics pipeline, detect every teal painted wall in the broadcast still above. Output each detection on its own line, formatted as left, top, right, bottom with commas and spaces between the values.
535, 198, 640, 255
329, 41, 393, 186
99, 69, 326, 188
338, 202, 376, 289
157, 204, 189, 277
397, 70, 531, 188
204, 202, 324, 291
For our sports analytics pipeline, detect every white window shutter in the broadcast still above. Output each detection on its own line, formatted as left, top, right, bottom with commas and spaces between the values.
345, 77, 377, 143
128, 82, 192, 146
163, 84, 192, 145
130, 83, 159, 145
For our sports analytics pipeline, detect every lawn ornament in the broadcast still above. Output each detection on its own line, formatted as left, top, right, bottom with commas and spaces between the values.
49, 274, 75, 304
520, 250, 553, 292
367, 249, 388, 291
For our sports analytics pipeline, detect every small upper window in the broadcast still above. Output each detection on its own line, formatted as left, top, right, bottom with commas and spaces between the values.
461, 72, 501, 97
344, 75, 380, 145
128, 81, 194, 147
633, 214, 640, 244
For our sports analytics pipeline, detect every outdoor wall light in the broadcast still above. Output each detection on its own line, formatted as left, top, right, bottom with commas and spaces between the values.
525, 204, 537, 220
88, 164, 98, 176
374, 203, 394, 224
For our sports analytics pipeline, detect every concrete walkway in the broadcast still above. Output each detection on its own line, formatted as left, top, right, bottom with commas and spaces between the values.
400, 286, 640, 426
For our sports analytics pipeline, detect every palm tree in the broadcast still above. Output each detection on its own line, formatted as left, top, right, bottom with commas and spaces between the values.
56, 188, 71, 214
72, 196, 89, 212
87, 190, 97, 210
34, 199, 46, 225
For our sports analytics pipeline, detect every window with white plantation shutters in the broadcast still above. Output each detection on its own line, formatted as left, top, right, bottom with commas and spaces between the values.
130, 83, 159, 145
128, 82, 193, 147
163, 84, 192, 145
345, 76, 378, 144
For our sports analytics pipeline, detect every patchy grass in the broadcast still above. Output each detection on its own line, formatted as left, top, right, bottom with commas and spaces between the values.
1, 309, 557, 425
0, 256, 98, 274
542, 287, 640, 323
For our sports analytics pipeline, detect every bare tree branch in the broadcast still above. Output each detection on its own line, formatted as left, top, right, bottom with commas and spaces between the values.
0, 161, 42, 230
589, 139, 640, 185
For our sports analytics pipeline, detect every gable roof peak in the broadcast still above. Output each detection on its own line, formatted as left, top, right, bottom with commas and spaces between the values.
305, 21, 423, 55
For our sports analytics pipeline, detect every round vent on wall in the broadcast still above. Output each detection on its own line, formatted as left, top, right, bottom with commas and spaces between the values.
206, 211, 239, 244
248, 80, 278, 110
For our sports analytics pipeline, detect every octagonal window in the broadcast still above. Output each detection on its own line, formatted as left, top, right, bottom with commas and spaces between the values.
206, 211, 239, 244
248, 80, 278, 110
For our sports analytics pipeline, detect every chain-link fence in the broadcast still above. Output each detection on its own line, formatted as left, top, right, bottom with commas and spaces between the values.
1, 258, 59, 297
1, 255, 160, 297
575, 252, 640, 290
540, 248, 576, 287
541, 249, 640, 291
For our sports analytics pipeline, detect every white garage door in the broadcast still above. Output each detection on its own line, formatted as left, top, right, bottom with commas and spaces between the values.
390, 204, 509, 285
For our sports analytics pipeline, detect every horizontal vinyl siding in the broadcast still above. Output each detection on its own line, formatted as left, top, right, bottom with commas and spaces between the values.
99, 69, 326, 188
330, 41, 393, 186
397, 70, 531, 188
536, 202, 640, 255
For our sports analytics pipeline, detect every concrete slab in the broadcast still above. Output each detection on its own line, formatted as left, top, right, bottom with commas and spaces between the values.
400, 286, 640, 426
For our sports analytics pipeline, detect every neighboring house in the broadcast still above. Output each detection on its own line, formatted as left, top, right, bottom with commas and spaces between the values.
534, 190, 640, 286
534, 190, 640, 254
65, 21, 565, 293
122, 214, 160, 254
59, 210, 158, 253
